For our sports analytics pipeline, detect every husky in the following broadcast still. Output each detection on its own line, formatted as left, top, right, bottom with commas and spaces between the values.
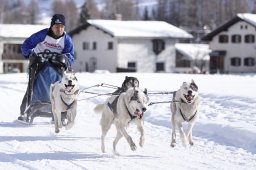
50, 70, 79, 133
94, 87, 149, 155
170, 80, 200, 148
112, 76, 139, 95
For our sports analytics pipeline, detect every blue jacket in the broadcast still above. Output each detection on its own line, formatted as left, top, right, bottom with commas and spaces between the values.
21, 28, 74, 65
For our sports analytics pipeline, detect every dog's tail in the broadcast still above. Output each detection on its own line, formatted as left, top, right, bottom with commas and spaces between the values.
94, 104, 105, 114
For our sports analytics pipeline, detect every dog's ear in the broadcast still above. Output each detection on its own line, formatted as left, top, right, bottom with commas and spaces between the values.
143, 88, 148, 95
190, 80, 198, 91
182, 82, 187, 87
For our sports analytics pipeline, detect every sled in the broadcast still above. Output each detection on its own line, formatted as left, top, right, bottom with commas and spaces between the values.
20, 50, 68, 124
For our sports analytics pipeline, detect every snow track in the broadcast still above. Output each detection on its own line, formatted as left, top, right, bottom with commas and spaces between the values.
0, 73, 255, 170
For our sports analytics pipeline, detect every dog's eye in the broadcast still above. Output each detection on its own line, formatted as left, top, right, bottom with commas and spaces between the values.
131, 96, 138, 101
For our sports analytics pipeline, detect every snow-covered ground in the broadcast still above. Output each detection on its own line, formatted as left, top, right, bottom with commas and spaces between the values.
0, 73, 255, 170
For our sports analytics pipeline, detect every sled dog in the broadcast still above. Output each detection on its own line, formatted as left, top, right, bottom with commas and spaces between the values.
112, 76, 139, 95
50, 71, 79, 133
94, 87, 149, 155
170, 80, 200, 148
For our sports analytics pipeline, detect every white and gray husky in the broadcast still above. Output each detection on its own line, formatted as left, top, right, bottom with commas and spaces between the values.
94, 87, 149, 155
50, 71, 79, 133
170, 80, 200, 148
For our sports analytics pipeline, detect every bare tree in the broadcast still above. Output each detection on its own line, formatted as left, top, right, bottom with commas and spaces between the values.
3, 0, 28, 24
52, 0, 65, 15
102, 0, 138, 20
86, 0, 101, 19
0, 0, 8, 23
27, 0, 40, 24
65, 0, 78, 31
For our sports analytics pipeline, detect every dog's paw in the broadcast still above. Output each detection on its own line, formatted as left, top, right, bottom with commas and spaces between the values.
189, 141, 194, 146
170, 143, 176, 148
55, 129, 60, 133
130, 144, 137, 151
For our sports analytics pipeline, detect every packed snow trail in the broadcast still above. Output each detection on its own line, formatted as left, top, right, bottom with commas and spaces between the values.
0, 73, 255, 170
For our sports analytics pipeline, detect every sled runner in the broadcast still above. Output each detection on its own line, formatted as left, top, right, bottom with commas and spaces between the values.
19, 50, 69, 124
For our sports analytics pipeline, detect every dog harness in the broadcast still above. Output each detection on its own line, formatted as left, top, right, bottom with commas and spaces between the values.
59, 89, 79, 110
107, 96, 137, 120
173, 91, 197, 122
179, 108, 197, 122
60, 95, 76, 110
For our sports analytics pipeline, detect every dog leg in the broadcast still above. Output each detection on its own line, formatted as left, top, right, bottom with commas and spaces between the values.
170, 115, 176, 147
137, 122, 144, 147
177, 122, 187, 148
186, 123, 195, 146
52, 111, 60, 133
100, 113, 113, 153
65, 111, 76, 130
113, 129, 123, 155
120, 126, 136, 151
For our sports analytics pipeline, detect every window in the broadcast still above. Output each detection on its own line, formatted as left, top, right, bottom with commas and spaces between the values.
156, 62, 165, 72
245, 34, 255, 43
231, 34, 241, 43
230, 57, 241, 66
219, 35, 229, 43
108, 42, 113, 50
244, 57, 255, 66
128, 62, 136, 69
152, 39, 165, 55
92, 42, 97, 50
83, 42, 89, 50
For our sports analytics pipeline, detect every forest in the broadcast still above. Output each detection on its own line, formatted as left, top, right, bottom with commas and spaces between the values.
0, 0, 255, 39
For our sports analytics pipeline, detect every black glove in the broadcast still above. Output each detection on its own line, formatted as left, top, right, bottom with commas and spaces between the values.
50, 54, 68, 71
29, 52, 44, 68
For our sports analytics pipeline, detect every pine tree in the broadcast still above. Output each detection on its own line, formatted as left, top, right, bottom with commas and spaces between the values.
142, 6, 150, 20
79, 1, 90, 25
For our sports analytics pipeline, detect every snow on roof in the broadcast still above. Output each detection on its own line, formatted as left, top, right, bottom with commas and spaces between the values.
237, 13, 256, 26
175, 43, 211, 60
87, 20, 193, 38
0, 24, 49, 38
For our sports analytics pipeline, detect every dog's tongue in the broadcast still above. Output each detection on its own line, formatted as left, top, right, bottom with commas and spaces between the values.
135, 112, 143, 119
187, 95, 193, 101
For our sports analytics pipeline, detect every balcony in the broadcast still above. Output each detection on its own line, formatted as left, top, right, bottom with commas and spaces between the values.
2, 53, 25, 60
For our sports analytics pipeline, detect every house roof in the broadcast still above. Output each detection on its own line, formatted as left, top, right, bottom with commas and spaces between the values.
0, 24, 49, 39
202, 13, 256, 41
69, 20, 193, 39
175, 43, 210, 60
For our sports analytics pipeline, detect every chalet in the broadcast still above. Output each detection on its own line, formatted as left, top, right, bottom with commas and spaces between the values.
0, 24, 47, 73
202, 13, 256, 74
175, 43, 210, 73
69, 20, 193, 73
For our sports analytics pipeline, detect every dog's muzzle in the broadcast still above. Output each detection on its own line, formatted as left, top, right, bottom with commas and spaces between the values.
183, 94, 194, 103
134, 107, 147, 119
64, 80, 75, 92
